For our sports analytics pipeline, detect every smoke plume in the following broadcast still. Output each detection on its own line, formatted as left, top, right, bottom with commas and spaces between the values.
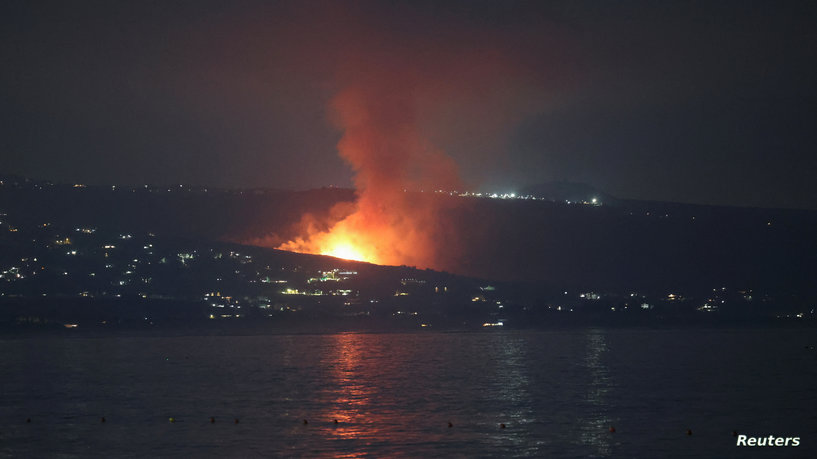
278, 80, 463, 266
273, 4, 575, 269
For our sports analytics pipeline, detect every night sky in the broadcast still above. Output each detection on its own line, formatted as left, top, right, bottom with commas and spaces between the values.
1, 0, 816, 209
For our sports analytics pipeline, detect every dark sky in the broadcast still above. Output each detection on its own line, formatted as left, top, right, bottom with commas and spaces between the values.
1, 0, 816, 209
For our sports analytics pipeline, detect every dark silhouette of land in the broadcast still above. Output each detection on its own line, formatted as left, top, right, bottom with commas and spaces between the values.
1, 175, 815, 331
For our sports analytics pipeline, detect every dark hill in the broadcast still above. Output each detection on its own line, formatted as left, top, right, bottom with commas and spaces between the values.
2, 176, 815, 295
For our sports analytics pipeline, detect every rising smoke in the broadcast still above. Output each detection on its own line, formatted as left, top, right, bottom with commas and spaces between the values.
278, 81, 463, 267
270, 3, 575, 269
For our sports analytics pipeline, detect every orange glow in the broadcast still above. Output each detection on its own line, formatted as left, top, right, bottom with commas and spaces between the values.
278, 214, 381, 264
323, 243, 365, 262
319, 236, 372, 263
276, 85, 462, 269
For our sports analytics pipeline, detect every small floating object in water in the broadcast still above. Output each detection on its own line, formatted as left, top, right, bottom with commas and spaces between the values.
234, 418, 239, 424
500, 423, 506, 429
333, 419, 339, 425
26, 418, 31, 424
303, 419, 309, 425
210, 417, 215, 424
448, 422, 453, 428
609, 426, 616, 433
687, 429, 693, 436
100, 417, 106, 423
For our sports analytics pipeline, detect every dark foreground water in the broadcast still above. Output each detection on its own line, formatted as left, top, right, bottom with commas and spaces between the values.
1, 328, 816, 458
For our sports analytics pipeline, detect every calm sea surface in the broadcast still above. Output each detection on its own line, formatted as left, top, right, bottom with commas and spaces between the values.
1, 328, 815, 458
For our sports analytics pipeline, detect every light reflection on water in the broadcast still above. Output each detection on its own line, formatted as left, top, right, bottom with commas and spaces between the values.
0, 329, 815, 457
580, 330, 613, 457
324, 333, 380, 450
481, 333, 541, 453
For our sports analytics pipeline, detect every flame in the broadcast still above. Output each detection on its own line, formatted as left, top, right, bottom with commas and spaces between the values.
279, 216, 381, 264
322, 243, 365, 262
319, 236, 374, 263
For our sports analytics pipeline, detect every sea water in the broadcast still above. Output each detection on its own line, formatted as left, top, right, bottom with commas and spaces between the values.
1, 328, 815, 457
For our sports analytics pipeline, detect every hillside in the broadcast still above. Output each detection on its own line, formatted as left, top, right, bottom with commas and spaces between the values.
2, 175, 816, 303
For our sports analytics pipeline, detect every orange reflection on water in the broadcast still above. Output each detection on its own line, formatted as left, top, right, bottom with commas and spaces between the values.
324, 333, 387, 447
333, 333, 370, 408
